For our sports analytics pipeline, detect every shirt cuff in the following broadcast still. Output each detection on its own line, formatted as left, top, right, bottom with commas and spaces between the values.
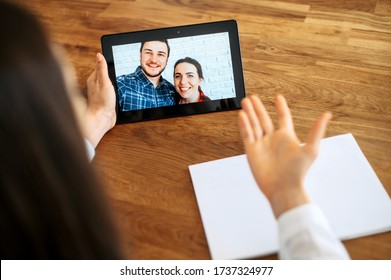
84, 139, 95, 161
277, 203, 350, 259
278, 203, 332, 240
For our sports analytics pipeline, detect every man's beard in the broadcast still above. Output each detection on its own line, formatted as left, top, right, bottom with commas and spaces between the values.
141, 64, 166, 78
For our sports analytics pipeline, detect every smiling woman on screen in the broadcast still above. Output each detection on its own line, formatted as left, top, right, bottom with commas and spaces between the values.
174, 57, 211, 104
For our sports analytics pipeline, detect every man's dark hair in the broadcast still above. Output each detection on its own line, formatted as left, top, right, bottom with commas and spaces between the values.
140, 39, 170, 57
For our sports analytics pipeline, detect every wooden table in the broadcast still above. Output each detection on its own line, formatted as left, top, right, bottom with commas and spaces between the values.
16, 0, 391, 259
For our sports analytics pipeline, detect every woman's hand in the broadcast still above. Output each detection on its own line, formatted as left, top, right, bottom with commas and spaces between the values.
84, 53, 116, 148
238, 95, 332, 218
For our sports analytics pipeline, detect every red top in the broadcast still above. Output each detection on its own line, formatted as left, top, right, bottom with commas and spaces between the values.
198, 90, 211, 102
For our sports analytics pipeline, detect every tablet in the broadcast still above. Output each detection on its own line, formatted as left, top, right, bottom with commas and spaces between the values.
101, 20, 245, 124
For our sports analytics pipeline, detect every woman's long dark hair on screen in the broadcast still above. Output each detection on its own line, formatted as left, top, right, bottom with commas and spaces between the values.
0, 1, 122, 259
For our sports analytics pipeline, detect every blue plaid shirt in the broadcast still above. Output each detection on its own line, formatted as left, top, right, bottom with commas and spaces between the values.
117, 66, 177, 111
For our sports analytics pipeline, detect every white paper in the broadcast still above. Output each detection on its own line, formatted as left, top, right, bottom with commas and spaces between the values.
189, 133, 391, 260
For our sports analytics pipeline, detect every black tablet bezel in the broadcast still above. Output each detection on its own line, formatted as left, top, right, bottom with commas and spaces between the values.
101, 20, 245, 124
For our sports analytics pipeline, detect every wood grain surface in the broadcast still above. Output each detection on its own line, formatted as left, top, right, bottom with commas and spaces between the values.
12, 0, 391, 259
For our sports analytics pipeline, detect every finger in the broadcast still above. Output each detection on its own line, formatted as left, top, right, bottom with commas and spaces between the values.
95, 53, 109, 83
238, 110, 255, 145
249, 95, 274, 135
96, 52, 103, 63
241, 97, 263, 140
276, 95, 294, 132
86, 55, 99, 85
304, 112, 332, 157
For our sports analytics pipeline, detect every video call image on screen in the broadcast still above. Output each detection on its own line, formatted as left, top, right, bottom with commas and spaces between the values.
112, 32, 236, 112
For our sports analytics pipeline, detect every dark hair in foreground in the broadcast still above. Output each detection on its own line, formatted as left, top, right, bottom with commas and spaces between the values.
0, 1, 122, 259
140, 39, 170, 57
174, 57, 204, 79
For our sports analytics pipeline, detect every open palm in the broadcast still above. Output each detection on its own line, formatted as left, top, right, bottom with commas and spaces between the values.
238, 95, 332, 218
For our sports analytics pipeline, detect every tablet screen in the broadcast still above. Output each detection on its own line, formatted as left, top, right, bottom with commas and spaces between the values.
102, 20, 245, 123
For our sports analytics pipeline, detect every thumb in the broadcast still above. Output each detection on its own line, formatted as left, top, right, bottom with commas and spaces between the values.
95, 53, 109, 82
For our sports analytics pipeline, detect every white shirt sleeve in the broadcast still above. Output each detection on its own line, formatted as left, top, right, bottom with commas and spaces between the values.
84, 139, 95, 161
278, 203, 350, 259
